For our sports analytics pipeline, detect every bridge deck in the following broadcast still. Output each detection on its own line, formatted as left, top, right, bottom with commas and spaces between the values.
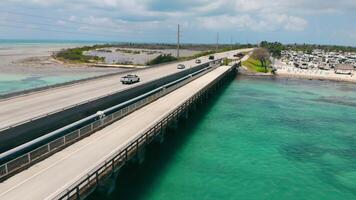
0, 66, 233, 200
0, 49, 248, 132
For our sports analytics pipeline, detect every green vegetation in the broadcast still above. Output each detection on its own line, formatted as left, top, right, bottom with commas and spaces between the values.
179, 50, 217, 61
54, 46, 104, 63
260, 41, 285, 58
242, 57, 271, 73
260, 41, 356, 57
116, 49, 141, 54
54, 42, 255, 65
287, 43, 356, 53
146, 54, 178, 65
222, 58, 234, 65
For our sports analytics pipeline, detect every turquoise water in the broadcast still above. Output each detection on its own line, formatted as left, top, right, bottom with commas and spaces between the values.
0, 39, 115, 95
89, 76, 356, 200
0, 73, 93, 95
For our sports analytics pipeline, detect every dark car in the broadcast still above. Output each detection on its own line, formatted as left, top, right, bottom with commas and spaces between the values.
209, 55, 215, 60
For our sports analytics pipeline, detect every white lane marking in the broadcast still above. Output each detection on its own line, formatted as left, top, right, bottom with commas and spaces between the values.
0, 68, 218, 198
0, 103, 154, 198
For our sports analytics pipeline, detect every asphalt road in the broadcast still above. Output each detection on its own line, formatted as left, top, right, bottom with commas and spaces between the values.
0, 65, 233, 200
0, 49, 251, 132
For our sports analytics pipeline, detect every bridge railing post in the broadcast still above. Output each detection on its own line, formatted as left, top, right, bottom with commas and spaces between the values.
76, 186, 80, 200
95, 171, 99, 186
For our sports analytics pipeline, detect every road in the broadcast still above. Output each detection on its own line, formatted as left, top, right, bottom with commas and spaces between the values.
0, 49, 251, 132
0, 65, 233, 200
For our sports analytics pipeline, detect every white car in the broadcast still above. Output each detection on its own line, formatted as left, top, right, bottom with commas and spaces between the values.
120, 74, 140, 84
177, 64, 185, 69
195, 59, 202, 64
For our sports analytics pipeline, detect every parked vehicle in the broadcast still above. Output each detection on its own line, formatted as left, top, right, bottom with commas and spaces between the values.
120, 74, 140, 84
177, 64, 185, 69
195, 59, 201, 64
233, 53, 244, 58
209, 55, 215, 60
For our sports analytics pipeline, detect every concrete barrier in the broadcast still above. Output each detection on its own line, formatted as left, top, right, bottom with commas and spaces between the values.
0, 62, 212, 153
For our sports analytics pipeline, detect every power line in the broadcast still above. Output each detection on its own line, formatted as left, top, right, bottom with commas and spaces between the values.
0, 20, 176, 41
3, 19, 138, 36
0, 9, 121, 31
0, 9, 180, 42
0, 23, 126, 38
177, 24, 180, 58
216, 32, 219, 50
0, 9, 174, 37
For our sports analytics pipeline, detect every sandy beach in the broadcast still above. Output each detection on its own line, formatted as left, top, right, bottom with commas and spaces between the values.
0, 44, 126, 95
0, 44, 123, 76
274, 60, 356, 84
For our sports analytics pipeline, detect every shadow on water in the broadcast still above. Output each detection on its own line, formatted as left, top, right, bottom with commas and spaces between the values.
86, 74, 235, 200
313, 96, 356, 108
279, 138, 356, 195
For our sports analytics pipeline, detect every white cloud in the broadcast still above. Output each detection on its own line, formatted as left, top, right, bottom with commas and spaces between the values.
0, 0, 354, 45
284, 16, 308, 31
196, 14, 308, 32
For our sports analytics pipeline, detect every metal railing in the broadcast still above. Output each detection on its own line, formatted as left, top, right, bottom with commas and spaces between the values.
0, 60, 223, 181
0, 60, 214, 132
53, 62, 236, 200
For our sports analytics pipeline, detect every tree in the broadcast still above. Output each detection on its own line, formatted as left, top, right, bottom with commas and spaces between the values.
260, 41, 285, 58
252, 48, 270, 72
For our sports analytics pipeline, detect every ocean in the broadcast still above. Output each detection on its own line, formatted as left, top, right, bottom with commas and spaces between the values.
0, 39, 120, 95
0, 73, 92, 95
0, 39, 108, 47
88, 76, 356, 200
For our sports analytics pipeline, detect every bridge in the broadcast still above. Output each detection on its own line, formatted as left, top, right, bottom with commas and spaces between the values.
0, 50, 248, 199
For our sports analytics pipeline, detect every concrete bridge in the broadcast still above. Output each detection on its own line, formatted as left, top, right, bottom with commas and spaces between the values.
0, 50, 246, 200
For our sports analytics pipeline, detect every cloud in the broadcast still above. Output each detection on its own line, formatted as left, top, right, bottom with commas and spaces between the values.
284, 16, 308, 31
196, 14, 308, 32
0, 0, 354, 45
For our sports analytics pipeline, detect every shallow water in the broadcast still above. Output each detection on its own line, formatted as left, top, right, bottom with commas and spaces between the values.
0, 73, 94, 95
88, 76, 356, 200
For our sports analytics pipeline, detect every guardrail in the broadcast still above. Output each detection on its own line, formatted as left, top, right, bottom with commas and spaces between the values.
0, 59, 214, 133
0, 59, 223, 181
54, 62, 237, 200
0, 56, 189, 101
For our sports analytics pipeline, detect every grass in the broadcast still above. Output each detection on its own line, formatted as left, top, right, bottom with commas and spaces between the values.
146, 54, 178, 65
55, 43, 251, 66
54, 46, 105, 63
222, 58, 234, 65
242, 57, 271, 73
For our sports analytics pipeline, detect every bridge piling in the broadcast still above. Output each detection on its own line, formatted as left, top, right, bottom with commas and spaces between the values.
0, 63, 241, 200
61, 65, 237, 200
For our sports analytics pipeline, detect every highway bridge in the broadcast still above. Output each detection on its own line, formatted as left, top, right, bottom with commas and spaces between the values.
0, 50, 248, 199
0, 49, 250, 152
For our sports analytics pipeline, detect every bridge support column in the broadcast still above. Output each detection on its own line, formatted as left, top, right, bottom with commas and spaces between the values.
132, 147, 146, 165
96, 170, 119, 196
183, 111, 189, 120
191, 102, 197, 112
155, 127, 166, 144
169, 118, 178, 129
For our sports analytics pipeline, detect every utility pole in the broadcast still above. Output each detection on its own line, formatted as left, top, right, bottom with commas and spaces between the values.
230, 36, 233, 50
177, 24, 180, 58
216, 32, 219, 51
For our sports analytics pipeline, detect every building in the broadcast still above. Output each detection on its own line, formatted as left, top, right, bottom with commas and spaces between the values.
334, 64, 354, 75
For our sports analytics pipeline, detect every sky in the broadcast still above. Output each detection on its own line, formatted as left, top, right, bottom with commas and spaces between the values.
0, 0, 355, 46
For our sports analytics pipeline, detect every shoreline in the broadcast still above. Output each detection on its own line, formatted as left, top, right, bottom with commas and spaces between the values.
239, 70, 356, 84
273, 60, 356, 84
276, 72, 356, 84
0, 44, 124, 75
